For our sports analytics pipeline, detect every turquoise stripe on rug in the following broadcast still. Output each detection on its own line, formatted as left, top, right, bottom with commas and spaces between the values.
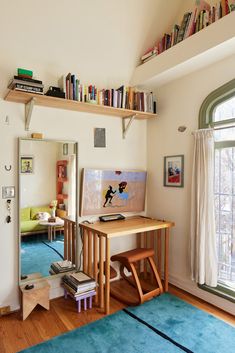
18, 293, 235, 353
126, 293, 235, 353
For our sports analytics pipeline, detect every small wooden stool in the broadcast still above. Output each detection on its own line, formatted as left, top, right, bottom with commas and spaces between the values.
111, 248, 163, 305
20, 279, 50, 320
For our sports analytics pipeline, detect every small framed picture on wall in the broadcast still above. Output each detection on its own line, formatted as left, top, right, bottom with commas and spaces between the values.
164, 155, 184, 187
20, 156, 34, 174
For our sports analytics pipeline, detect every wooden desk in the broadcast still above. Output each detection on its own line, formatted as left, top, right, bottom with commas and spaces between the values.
79, 216, 174, 315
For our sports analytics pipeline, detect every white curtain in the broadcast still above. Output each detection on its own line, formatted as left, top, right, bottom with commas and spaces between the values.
190, 129, 217, 287
68, 154, 76, 217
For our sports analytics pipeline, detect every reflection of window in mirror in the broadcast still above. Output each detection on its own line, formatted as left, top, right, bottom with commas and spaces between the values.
19, 139, 78, 286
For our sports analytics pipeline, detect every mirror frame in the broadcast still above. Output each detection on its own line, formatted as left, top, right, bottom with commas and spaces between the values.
18, 137, 79, 284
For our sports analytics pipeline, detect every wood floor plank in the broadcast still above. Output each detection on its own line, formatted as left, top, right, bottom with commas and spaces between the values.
0, 284, 234, 353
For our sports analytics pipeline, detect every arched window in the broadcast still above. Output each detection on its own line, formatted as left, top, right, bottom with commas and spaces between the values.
199, 79, 235, 301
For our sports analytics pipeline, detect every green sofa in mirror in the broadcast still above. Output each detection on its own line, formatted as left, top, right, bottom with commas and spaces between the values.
20, 206, 52, 235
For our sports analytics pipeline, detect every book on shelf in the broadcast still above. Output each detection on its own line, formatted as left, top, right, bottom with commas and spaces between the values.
177, 12, 192, 43
8, 78, 44, 89
14, 75, 43, 84
12, 84, 43, 94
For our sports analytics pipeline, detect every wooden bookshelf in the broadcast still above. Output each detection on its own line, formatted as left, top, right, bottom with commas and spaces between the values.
131, 11, 235, 88
4, 90, 157, 137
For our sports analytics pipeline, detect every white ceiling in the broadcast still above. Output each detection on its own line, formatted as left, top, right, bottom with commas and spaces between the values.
0, 0, 185, 95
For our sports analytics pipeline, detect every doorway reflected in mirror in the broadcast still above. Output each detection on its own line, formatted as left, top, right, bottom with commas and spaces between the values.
19, 139, 78, 283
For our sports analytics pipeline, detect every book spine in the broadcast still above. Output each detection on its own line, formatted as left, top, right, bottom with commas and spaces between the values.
13, 83, 43, 93
177, 12, 191, 43
14, 75, 42, 84
18, 68, 33, 77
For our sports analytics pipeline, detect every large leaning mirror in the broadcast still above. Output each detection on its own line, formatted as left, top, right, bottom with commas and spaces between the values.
19, 138, 78, 284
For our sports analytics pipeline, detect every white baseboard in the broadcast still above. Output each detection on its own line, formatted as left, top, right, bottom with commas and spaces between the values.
169, 273, 235, 316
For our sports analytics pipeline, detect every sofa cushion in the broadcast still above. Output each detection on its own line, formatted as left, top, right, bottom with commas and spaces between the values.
20, 207, 31, 221
31, 206, 52, 220
34, 212, 51, 221
21, 220, 48, 233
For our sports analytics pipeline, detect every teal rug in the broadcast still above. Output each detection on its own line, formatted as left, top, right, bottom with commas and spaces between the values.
18, 293, 234, 353
21, 234, 64, 277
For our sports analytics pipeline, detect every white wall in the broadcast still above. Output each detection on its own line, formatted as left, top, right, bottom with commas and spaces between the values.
147, 54, 235, 315
0, 100, 146, 310
0, 0, 184, 96
20, 140, 58, 208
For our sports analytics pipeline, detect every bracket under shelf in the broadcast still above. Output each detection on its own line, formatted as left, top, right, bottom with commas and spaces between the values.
122, 114, 137, 139
25, 98, 35, 131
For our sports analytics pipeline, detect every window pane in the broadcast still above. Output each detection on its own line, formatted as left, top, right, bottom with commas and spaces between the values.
213, 96, 235, 122
215, 146, 235, 287
214, 127, 235, 142
220, 148, 233, 194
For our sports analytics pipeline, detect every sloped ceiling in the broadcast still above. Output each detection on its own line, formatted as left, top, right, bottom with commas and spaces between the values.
0, 0, 185, 95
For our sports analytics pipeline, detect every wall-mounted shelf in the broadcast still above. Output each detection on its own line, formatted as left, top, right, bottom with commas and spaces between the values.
131, 11, 235, 89
4, 90, 157, 138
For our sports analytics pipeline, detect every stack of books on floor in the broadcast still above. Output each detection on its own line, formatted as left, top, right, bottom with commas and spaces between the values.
62, 271, 96, 297
8, 68, 44, 94
50, 260, 75, 274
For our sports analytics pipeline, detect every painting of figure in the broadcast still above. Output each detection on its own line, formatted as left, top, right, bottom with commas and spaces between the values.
81, 169, 147, 216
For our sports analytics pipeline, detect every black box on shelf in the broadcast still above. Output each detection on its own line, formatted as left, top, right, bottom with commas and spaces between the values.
46, 86, 65, 99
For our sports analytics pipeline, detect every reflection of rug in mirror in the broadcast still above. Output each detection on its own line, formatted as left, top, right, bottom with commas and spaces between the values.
21, 233, 64, 277
18, 293, 235, 353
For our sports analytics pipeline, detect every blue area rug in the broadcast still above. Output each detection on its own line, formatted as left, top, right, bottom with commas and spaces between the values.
18, 293, 234, 353
21, 234, 64, 277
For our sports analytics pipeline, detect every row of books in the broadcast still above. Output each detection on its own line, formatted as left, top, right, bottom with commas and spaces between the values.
8, 70, 157, 114
50, 260, 75, 274
60, 74, 157, 113
141, 0, 235, 64
62, 271, 96, 296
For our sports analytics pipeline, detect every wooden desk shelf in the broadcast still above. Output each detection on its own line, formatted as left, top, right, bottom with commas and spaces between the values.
4, 90, 157, 137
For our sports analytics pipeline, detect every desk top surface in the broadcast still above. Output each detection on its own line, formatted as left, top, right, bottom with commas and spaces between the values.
79, 216, 174, 238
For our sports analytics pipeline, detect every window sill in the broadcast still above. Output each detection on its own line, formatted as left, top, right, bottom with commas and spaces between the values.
198, 283, 235, 303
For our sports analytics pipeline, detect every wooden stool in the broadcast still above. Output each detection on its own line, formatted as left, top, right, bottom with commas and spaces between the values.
111, 248, 163, 305
20, 280, 50, 320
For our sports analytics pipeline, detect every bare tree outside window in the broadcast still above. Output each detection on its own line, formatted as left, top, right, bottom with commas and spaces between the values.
214, 100, 235, 290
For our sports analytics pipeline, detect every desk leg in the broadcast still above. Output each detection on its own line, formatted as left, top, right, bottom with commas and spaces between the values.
150, 231, 154, 283
83, 229, 88, 274
99, 236, 104, 310
105, 237, 110, 315
157, 229, 162, 277
49, 227, 52, 242
137, 233, 141, 275
143, 232, 147, 279
164, 228, 169, 292
93, 233, 98, 305
88, 231, 93, 277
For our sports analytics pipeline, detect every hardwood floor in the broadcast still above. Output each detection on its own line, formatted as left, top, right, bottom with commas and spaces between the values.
0, 283, 234, 353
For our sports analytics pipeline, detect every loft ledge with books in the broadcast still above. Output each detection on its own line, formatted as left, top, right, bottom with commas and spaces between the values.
130, 11, 235, 89
4, 89, 157, 137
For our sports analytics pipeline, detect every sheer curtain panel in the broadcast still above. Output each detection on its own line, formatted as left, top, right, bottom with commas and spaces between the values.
190, 129, 217, 287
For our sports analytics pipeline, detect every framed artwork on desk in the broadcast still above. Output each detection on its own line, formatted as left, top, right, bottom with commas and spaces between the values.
164, 155, 184, 187
80, 168, 147, 216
